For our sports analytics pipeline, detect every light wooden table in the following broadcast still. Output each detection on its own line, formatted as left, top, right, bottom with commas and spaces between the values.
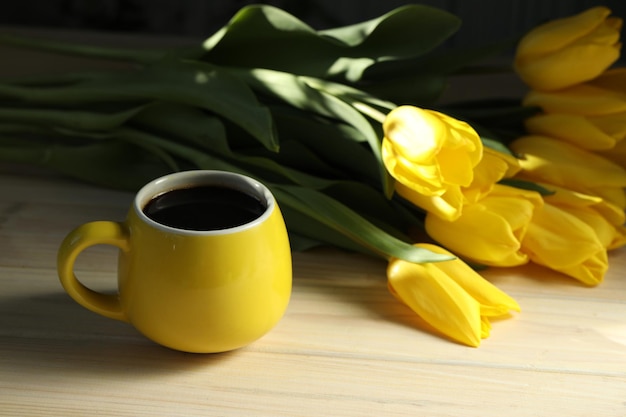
1, 168, 625, 417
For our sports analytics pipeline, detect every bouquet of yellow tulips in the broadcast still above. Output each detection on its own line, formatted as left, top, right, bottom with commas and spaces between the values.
0, 5, 624, 347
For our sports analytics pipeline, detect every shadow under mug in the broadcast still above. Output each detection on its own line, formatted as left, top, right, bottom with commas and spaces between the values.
57, 170, 292, 353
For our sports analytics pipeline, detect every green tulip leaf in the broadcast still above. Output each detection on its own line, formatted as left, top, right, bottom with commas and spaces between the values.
131, 103, 324, 181
0, 61, 278, 152
279, 203, 381, 256
0, 33, 165, 64
0, 137, 171, 190
231, 67, 392, 192
248, 139, 345, 179
268, 105, 381, 184
0, 104, 146, 132
201, 4, 460, 82
130, 102, 230, 152
323, 181, 419, 234
274, 185, 453, 263
0, 71, 102, 88
320, 4, 459, 49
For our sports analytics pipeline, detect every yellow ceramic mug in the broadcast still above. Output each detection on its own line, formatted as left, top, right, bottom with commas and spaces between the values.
57, 170, 292, 353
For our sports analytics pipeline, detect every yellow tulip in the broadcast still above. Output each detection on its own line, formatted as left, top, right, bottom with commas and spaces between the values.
514, 6, 622, 91
522, 70, 626, 150
510, 135, 626, 209
524, 112, 625, 150
540, 183, 626, 250
395, 181, 463, 222
521, 203, 608, 286
425, 184, 543, 267
523, 84, 626, 116
396, 147, 519, 222
462, 147, 521, 204
387, 243, 520, 347
382, 105, 482, 199
598, 135, 626, 169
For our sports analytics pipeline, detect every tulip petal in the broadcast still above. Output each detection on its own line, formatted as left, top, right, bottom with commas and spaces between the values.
418, 243, 521, 314
383, 140, 445, 196
589, 196, 626, 226
438, 147, 475, 187
597, 139, 626, 168
383, 106, 442, 162
396, 181, 464, 221
511, 136, 626, 193
514, 7, 621, 90
387, 260, 482, 347
463, 148, 521, 204
440, 112, 483, 167
480, 317, 492, 339
516, 44, 620, 91
589, 112, 626, 142
425, 191, 536, 267
585, 186, 626, 210
540, 182, 625, 225
607, 226, 626, 250
524, 113, 617, 150
562, 206, 623, 249
540, 184, 626, 249
382, 105, 482, 197
387, 244, 521, 346
523, 85, 626, 116
522, 204, 608, 285
516, 7, 613, 58
571, 16, 622, 46
558, 249, 608, 286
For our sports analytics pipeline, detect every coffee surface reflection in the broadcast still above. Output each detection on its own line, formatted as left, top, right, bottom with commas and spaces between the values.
143, 186, 266, 231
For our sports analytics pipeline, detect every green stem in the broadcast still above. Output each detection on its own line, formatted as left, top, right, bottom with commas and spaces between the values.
351, 101, 388, 124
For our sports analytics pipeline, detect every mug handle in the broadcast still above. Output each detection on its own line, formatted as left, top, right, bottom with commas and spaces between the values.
57, 221, 130, 322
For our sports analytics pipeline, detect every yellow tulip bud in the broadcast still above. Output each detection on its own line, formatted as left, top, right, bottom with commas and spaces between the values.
524, 113, 624, 150
425, 184, 543, 267
463, 147, 521, 204
395, 147, 519, 222
523, 84, 626, 116
395, 181, 463, 222
514, 6, 622, 91
540, 183, 626, 250
510, 135, 626, 208
522, 68, 626, 149
522, 203, 608, 286
387, 243, 520, 347
382, 106, 482, 198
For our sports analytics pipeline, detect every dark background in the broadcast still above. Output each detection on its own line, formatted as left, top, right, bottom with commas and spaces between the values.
1, 0, 624, 52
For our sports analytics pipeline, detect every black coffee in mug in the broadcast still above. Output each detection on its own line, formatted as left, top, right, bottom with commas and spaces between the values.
143, 186, 266, 231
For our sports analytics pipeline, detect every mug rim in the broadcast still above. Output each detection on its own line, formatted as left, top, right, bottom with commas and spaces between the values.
133, 170, 275, 236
